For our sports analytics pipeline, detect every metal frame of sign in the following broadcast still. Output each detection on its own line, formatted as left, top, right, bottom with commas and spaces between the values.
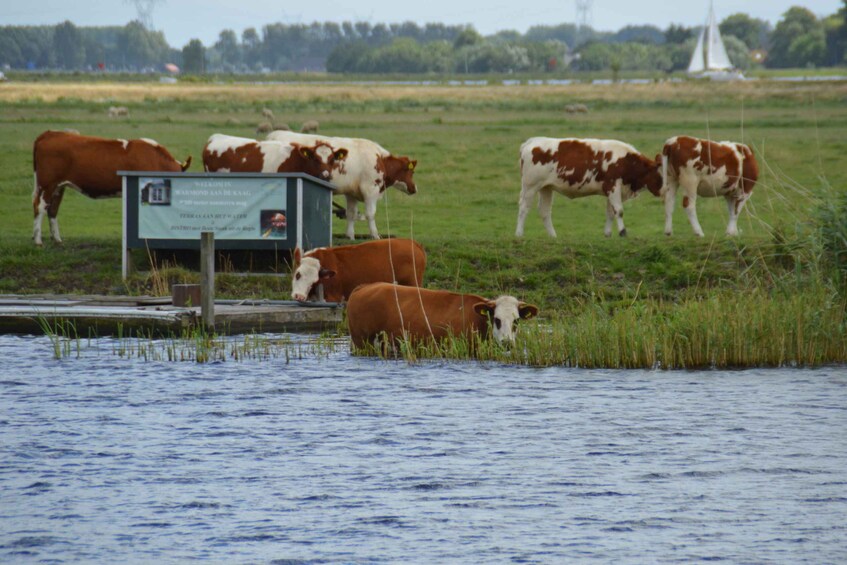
120, 172, 336, 280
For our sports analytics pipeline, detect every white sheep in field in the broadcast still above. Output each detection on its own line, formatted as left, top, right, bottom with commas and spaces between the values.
261, 107, 274, 120
300, 120, 319, 133
108, 106, 129, 118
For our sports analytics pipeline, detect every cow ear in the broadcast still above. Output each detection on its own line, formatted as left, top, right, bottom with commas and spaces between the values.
473, 301, 495, 317
318, 268, 336, 280
408, 160, 416, 171
519, 303, 539, 320
293, 247, 302, 267
334, 148, 348, 161
655, 154, 662, 164
300, 147, 314, 159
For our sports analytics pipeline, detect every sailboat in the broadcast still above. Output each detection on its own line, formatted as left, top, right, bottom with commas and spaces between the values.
688, 1, 745, 81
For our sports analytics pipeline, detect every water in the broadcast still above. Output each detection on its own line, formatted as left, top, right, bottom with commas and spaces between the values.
1, 334, 846, 563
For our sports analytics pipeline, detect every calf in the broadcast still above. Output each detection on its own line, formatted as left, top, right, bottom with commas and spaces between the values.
267, 130, 417, 239
202, 133, 342, 180
291, 238, 426, 303
661, 135, 759, 237
32, 130, 191, 246
516, 137, 663, 238
347, 282, 539, 348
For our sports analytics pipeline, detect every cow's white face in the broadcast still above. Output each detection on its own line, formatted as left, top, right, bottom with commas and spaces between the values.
291, 256, 334, 302
474, 296, 539, 344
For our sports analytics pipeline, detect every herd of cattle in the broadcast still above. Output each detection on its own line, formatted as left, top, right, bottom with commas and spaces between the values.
29, 128, 759, 346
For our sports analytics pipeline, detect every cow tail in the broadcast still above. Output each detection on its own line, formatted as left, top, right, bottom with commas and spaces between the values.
661, 152, 668, 189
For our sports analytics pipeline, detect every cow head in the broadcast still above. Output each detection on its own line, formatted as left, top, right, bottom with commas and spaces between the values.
473, 296, 539, 344
381, 155, 418, 195
636, 154, 664, 197
291, 249, 335, 302
291, 143, 336, 180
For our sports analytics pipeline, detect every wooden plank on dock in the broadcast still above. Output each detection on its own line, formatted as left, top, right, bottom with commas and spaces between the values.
0, 295, 342, 336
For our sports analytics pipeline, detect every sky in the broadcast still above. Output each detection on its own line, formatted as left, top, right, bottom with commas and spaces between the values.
2, 0, 842, 48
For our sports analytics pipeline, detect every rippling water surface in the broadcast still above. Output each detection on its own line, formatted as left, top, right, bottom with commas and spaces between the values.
1, 334, 846, 563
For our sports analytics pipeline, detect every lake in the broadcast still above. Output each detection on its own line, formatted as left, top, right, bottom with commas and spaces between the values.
1, 334, 845, 563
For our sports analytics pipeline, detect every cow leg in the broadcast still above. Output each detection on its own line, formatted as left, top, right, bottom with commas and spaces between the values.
725, 192, 749, 236
537, 187, 556, 238
663, 183, 677, 236
604, 200, 615, 238
363, 196, 381, 239
606, 182, 626, 237
47, 185, 67, 244
515, 182, 539, 237
344, 194, 358, 239
682, 193, 705, 237
32, 191, 47, 247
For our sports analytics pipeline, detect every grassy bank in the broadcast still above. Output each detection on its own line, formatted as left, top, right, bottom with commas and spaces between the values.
1, 79, 845, 366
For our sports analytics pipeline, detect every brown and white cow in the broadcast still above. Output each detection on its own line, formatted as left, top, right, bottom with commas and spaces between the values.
32, 130, 191, 246
347, 282, 539, 348
290, 238, 426, 303
515, 137, 663, 238
267, 131, 417, 240
202, 133, 343, 180
661, 135, 759, 237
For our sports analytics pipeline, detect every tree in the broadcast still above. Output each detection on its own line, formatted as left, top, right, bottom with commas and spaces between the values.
665, 24, 693, 45
117, 21, 169, 70
612, 25, 664, 44
214, 29, 240, 70
182, 38, 206, 73
326, 40, 371, 73
453, 27, 482, 49
54, 21, 85, 69
241, 27, 261, 70
723, 35, 752, 70
769, 7, 825, 68
823, 2, 847, 65
720, 13, 770, 50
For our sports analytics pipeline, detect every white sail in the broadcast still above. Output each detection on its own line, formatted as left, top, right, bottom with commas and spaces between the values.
688, 1, 740, 78
688, 28, 706, 73
705, 4, 732, 70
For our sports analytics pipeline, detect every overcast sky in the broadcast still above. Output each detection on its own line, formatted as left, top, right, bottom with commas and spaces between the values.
2, 0, 841, 48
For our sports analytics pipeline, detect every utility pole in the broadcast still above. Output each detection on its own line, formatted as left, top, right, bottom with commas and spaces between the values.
575, 0, 593, 46
125, 0, 163, 30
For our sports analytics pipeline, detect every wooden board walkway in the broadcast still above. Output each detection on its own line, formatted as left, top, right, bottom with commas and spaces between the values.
0, 294, 342, 336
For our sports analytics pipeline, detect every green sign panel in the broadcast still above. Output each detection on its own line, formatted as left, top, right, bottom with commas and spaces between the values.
138, 176, 289, 241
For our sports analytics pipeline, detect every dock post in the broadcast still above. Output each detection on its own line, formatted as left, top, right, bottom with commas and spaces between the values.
200, 231, 215, 330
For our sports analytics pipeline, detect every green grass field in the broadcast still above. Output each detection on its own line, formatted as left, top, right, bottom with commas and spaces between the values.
1, 79, 845, 313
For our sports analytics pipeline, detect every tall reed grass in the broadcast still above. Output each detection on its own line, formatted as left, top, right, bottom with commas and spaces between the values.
38, 322, 346, 363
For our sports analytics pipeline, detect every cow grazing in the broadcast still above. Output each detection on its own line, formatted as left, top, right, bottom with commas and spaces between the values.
661, 135, 759, 237
202, 133, 342, 180
32, 130, 191, 246
267, 131, 418, 239
347, 282, 540, 348
515, 137, 663, 238
291, 238, 426, 303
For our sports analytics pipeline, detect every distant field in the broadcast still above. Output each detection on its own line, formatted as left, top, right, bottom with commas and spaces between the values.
1, 79, 845, 309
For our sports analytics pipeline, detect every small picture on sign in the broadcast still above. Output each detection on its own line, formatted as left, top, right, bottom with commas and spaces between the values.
260, 209, 288, 238
141, 178, 172, 205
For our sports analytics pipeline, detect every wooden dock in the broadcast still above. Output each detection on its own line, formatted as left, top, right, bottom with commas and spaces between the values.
0, 294, 343, 336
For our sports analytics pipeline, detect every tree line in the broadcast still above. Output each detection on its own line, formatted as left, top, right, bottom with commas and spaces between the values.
1, 4, 845, 74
